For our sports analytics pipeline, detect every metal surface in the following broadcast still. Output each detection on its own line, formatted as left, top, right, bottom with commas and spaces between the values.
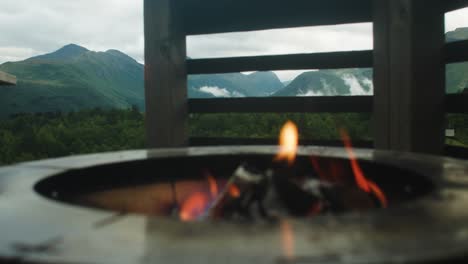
1, 146, 468, 263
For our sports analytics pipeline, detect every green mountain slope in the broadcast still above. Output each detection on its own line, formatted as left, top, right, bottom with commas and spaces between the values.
446, 27, 468, 94
0, 44, 145, 118
274, 68, 372, 96
2, 25, 467, 119
446, 27, 468, 42
188, 71, 283, 98
275, 27, 468, 96
0, 44, 284, 118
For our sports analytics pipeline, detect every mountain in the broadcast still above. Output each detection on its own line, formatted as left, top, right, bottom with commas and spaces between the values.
446, 27, 468, 43
273, 69, 373, 96
30, 44, 89, 60
188, 71, 283, 98
246, 71, 284, 95
446, 27, 468, 93
0, 44, 145, 118
2, 26, 466, 118
275, 27, 468, 96
0, 45, 284, 118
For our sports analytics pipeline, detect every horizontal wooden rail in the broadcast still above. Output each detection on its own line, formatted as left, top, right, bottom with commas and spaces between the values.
190, 137, 374, 148
187, 50, 373, 74
445, 145, 468, 159
446, 94, 468, 113
445, 0, 468, 13
181, 0, 372, 35
188, 96, 373, 113
189, 95, 468, 114
445, 40, 468, 64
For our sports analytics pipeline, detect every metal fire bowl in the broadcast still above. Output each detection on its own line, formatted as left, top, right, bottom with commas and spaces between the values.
1, 146, 468, 264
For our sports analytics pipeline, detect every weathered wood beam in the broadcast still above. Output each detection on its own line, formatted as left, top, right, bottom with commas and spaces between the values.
446, 94, 468, 113
373, 0, 445, 154
445, 40, 468, 63
189, 96, 372, 113
144, 0, 188, 148
444, 0, 468, 13
0, 71, 16, 86
182, 0, 372, 35
189, 95, 468, 114
187, 51, 373, 74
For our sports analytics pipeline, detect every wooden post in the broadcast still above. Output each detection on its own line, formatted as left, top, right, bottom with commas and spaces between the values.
144, 0, 188, 148
373, 0, 445, 154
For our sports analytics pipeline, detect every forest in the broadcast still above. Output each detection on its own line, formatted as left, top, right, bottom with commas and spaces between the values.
0, 108, 466, 165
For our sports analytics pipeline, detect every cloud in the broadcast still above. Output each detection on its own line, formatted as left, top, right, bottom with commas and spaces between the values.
0, 46, 37, 62
446, 7, 468, 32
187, 23, 373, 82
0, 1, 467, 83
297, 90, 324, 97
0, 0, 144, 63
199, 86, 244, 97
296, 73, 374, 96
342, 74, 373, 95
187, 23, 373, 59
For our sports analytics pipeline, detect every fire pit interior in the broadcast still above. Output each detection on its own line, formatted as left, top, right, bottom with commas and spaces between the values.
35, 152, 435, 222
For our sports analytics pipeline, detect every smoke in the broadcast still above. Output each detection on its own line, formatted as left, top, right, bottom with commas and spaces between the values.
362, 78, 374, 92
342, 74, 373, 95
199, 86, 245, 97
296, 78, 334, 96
296, 89, 324, 96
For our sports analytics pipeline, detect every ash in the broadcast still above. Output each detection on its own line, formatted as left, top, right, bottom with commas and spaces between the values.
207, 163, 377, 221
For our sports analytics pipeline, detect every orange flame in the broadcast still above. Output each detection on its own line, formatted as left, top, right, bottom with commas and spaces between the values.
275, 121, 299, 165
179, 192, 210, 221
340, 128, 388, 208
228, 184, 241, 198
179, 173, 220, 221
280, 220, 295, 261
206, 174, 218, 198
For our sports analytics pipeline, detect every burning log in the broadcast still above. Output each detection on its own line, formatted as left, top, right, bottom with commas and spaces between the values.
205, 161, 380, 221
177, 121, 388, 222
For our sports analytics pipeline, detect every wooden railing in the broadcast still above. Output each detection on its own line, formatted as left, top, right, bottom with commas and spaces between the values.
185, 7, 468, 147
445, 39, 468, 63
144, 0, 468, 152
187, 50, 373, 74
445, 0, 468, 13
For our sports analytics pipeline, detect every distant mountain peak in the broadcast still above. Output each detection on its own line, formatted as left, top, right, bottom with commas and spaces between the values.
51, 43, 89, 57
106, 49, 126, 55
105, 49, 137, 62
454, 27, 468, 32
30, 44, 89, 61
446, 27, 468, 43
60, 43, 88, 52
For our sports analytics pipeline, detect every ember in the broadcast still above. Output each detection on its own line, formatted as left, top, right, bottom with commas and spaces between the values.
179, 191, 210, 221
31, 145, 444, 264
179, 173, 220, 221
175, 121, 389, 221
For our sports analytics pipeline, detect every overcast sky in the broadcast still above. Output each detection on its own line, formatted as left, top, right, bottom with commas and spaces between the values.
1, 1, 467, 81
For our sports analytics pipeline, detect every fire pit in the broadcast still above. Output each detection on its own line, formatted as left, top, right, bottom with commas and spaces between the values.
35, 125, 433, 222
2, 144, 468, 263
